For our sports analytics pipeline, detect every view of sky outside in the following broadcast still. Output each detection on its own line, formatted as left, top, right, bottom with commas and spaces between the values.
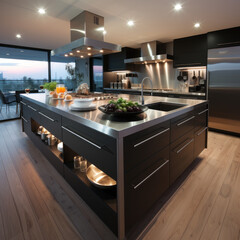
0, 58, 74, 80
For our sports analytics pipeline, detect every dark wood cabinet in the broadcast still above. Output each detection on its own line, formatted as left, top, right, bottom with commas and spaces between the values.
171, 110, 195, 142
62, 117, 117, 180
170, 130, 194, 184
103, 47, 140, 71
38, 106, 62, 140
173, 34, 207, 67
124, 120, 170, 172
207, 27, 240, 49
124, 146, 169, 232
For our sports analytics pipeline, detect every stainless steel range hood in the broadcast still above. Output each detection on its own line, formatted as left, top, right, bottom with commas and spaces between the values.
51, 11, 121, 58
124, 41, 173, 64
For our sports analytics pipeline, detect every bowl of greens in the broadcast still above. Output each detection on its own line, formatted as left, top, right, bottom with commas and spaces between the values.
98, 97, 148, 116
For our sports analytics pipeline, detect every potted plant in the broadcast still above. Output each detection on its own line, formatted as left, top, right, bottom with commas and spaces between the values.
43, 82, 57, 95
65, 64, 84, 90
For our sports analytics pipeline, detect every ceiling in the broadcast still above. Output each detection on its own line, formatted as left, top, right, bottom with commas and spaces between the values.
0, 0, 240, 50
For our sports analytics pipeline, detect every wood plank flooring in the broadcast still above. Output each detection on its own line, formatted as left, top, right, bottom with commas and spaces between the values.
0, 120, 239, 240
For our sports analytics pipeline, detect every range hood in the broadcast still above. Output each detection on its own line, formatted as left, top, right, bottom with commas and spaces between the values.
51, 11, 121, 58
124, 41, 173, 64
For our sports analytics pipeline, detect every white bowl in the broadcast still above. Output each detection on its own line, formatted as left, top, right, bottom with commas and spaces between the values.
74, 98, 94, 107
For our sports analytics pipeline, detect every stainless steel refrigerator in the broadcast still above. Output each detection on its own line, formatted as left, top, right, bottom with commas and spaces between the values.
207, 46, 240, 134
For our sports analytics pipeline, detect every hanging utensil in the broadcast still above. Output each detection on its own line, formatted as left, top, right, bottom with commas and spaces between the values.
177, 71, 183, 81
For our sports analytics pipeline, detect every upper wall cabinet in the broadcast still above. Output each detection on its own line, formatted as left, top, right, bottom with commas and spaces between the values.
173, 34, 207, 68
103, 47, 140, 72
207, 27, 240, 49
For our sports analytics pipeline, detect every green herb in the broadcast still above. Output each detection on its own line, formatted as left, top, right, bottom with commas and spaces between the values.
43, 82, 57, 91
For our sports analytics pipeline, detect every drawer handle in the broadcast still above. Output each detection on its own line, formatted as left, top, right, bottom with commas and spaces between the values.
198, 109, 208, 115
22, 116, 28, 123
62, 126, 102, 150
134, 128, 170, 148
218, 41, 240, 46
20, 101, 26, 105
133, 160, 169, 189
39, 112, 55, 122
177, 116, 195, 127
28, 105, 37, 112
197, 127, 208, 136
176, 139, 194, 154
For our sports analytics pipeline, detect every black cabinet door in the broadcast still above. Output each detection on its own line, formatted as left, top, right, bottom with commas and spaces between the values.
171, 110, 195, 142
170, 130, 194, 184
62, 117, 117, 180
194, 127, 208, 159
173, 34, 207, 67
104, 47, 140, 71
124, 146, 169, 232
207, 27, 240, 49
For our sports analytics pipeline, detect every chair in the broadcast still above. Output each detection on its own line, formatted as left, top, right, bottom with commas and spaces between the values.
0, 90, 17, 113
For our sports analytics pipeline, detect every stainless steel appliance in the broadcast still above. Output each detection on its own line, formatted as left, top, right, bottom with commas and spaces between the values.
208, 46, 240, 134
51, 11, 121, 58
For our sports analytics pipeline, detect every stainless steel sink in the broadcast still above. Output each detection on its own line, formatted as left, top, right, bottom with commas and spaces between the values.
146, 102, 186, 112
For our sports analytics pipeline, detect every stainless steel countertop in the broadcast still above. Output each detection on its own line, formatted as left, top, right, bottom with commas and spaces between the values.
104, 88, 206, 96
21, 93, 207, 138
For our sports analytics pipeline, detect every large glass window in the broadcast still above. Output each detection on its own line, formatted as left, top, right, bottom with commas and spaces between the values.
0, 46, 49, 121
51, 56, 77, 91
91, 57, 103, 92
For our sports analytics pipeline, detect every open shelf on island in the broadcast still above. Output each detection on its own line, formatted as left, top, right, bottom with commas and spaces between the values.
65, 161, 117, 212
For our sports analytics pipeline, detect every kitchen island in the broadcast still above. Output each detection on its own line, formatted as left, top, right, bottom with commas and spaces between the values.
20, 93, 208, 240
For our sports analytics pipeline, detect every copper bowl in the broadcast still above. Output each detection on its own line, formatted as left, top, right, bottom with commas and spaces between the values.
86, 164, 116, 189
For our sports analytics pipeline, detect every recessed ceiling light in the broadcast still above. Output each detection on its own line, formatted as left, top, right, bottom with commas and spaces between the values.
103, 30, 107, 35
174, 3, 182, 11
100, 50, 104, 53
88, 53, 91, 56
194, 22, 200, 28
64, 54, 68, 57
81, 55, 84, 58
16, 34, 21, 39
127, 20, 135, 26
38, 8, 46, 15
76, 50, 80, 53
69, 53, 73, 55
87, 47, 91, 50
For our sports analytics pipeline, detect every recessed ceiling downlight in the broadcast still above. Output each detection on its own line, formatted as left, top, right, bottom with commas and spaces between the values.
16, 34, 22, 39
194, 22, 200, 28
127, 20, 135, 26
38, 8, 46, 15
174, 3, 182, 11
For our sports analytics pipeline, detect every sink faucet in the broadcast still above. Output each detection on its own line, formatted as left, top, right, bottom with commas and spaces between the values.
141, 77, 153, 105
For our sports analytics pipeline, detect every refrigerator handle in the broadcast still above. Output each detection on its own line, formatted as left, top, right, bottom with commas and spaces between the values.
206, 71, 210, 100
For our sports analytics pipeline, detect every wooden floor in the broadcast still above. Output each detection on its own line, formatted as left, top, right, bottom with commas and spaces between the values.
0, 120, 239, 240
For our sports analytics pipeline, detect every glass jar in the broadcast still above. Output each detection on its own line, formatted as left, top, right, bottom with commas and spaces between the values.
74, 156, 87, 172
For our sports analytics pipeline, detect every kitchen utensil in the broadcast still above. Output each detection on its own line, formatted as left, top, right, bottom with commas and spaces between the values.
86, 164, 116, 189
98, 105, 148, 116
47, 134, 57, 146
192, 71, 197, 81
41, 130, 49, 141
177, 72, 183, 81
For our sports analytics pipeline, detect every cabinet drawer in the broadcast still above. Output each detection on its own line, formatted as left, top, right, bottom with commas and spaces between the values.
22, 115, 30, 134
124, 120, 170, 172
125, 146, 169, 232
62, 117, 117, 180
26, 101, 39, 121
21, 102, 29, 120
195, 104, 208, 133
194, 127, 207, 159
38, 107, 62, 140
170, 130, 194, 184
171, 111, 195, 142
